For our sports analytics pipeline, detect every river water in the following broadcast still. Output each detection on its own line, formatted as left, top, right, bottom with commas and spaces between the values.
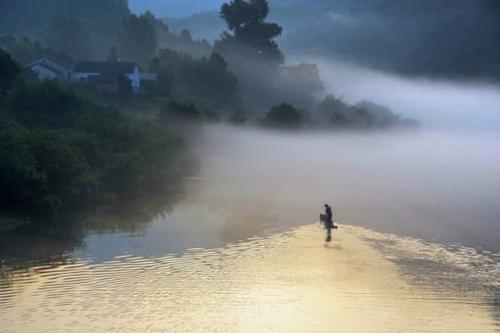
1, 126, 499, 332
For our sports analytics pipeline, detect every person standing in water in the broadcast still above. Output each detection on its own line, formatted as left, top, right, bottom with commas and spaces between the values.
324, 204, 334, 242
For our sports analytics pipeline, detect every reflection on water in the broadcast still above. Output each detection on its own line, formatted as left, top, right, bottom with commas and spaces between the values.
1, 126, 499, 332
0, 225, 498, 332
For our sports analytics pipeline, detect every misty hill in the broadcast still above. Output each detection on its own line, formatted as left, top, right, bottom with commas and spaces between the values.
0, 0, 129, 37
165, 0, 500, 80
0, 0, 211, 61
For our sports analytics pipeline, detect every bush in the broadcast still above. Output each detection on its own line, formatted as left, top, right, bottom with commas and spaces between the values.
0, 73, 188, 225
260, 103, 307, 129
315, 94, 417, 129
0, 49, 21, 94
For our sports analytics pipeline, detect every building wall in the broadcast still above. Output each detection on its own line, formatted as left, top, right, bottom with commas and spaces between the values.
30, 64, 60, 79
72, 72, 99, 81
73, 66, 141, 94
128, 66, 141, 93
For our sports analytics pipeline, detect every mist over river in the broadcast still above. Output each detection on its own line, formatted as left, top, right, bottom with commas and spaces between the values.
192, 125, 500, 250
3, 50, 500, 329
2, 0, 500, 331
1, 124, 499, 332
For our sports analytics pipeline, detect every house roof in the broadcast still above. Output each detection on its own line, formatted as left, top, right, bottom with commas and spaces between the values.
25, 50, 74, 69
74, 61, 138, 74
31, 63, 65, 75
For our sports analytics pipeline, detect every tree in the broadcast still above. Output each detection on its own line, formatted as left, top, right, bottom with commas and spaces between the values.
0, 50, 21, 95
315, 95, 416, 129
117, 75, 133, 100
44, 17, 93, 60
216, 0, 284, 66
149, 57, 161, 72
2, 37, 38, 64
120, 13, 158, 66
106, 46, 120, 62
161, 101, 201, 120
180, 29, 193, 43
277, 63, 325, 109
5, 79, 83, 129
153, 48, 241, 110
157, 67, 174, 97
260, 103, 306, 129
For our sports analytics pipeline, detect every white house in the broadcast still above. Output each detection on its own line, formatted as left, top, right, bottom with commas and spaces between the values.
72, 61, 141, 93
25, 56, 72, 80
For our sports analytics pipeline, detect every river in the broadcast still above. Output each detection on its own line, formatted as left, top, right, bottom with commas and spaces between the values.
1, 125, 499, 332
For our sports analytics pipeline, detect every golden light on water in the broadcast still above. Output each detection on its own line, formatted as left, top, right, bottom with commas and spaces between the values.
1, 225, 497, 332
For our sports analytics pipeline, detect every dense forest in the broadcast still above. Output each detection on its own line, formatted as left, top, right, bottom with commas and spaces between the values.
0, 0, 415, 228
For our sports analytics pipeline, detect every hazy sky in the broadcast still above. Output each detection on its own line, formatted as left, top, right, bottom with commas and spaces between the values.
128, 0, 223, 17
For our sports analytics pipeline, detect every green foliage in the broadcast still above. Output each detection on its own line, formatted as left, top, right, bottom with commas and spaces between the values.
156, 66, 175, 97
218, 0, 284, 66
106, 46, 120, 62
276, 63, 325, 109
316, 95, 416, 129
120, 13, 158, 66
160, 101, 221, 122
117, 75, 133, 100
0, 117, 94, 220
1, 37, 39, 65
5, 79, 84, 129
260, 103, 307, 129
0, 50, 21, 94
211, 1, 326, 113
154, 49, 241, 111
43, 17, 94, 60
0, 67, 187, 225
161, 101, 201, 120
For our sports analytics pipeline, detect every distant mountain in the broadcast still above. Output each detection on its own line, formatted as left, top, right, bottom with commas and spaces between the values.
0, 0, 129, 35
164, 0, 500, 80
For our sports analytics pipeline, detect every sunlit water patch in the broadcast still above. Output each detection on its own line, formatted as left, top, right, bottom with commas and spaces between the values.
1, 225, 498, 332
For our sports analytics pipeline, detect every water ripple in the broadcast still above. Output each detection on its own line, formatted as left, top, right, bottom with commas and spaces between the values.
0, 225, 498, 332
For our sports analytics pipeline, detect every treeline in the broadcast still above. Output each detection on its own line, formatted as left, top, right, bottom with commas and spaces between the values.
147, 50, 243, 114
0, 0, 211, 63
260, 97, 417, 130
0, 0, 417, 127
0, 50, 190, 226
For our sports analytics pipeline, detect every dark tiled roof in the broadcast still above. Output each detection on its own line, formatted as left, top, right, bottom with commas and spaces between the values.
74, 61, 137, 74
25, 52, 74, 70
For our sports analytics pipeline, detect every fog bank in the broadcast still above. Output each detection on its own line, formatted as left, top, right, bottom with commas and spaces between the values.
191, 125, 500, 251
295, 57, 500, 128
